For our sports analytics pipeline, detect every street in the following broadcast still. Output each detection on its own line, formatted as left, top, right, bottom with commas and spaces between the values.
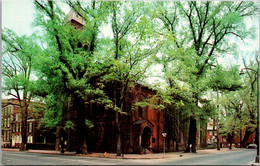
1, 149, 256, 165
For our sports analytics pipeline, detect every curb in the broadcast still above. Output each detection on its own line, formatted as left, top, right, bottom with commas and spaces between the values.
2, 148, 245, 160
2, 149, 190, 159
250, 162, 259, 166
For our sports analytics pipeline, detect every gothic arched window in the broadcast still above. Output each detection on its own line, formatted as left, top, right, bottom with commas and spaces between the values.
138, 106, 143, 117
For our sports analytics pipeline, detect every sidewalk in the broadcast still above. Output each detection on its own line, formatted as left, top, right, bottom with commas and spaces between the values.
1, 148, 241, 159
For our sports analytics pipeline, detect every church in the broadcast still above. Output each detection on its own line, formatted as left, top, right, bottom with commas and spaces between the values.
63, 11, 167, 154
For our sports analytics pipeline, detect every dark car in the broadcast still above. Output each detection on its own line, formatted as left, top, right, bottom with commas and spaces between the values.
246, 143, 257, 149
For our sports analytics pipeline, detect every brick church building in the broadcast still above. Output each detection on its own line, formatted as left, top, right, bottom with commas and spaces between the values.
63, 10, 170, 154
88, 84, 166, 154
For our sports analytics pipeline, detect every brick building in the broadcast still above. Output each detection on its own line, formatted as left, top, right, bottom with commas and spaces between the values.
63, 84, 167, 154
1, 98, 55, 149
62, 10, 188, 154
89, 84, 166, 154
1, 102, 12, 148
206, 119, 256, 148
206, 120, 224, 148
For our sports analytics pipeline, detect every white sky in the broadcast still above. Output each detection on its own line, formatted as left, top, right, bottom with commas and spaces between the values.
2, 0, 35, 36
2, 0, 259, 58
1, 0, 260, 98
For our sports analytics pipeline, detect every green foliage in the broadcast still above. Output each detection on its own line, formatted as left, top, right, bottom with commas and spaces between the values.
132, 93, 165, 112
85, 119, 94, 129
2, 0, 258, 152
218, 53, 258, 138
2, 29, 40, 96
207, 65, 242, 92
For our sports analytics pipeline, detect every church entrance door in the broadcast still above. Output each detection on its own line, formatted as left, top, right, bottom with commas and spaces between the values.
141, 127, 151, 148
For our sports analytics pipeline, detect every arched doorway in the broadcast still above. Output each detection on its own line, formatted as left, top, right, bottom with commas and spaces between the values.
141, 127, 151, 148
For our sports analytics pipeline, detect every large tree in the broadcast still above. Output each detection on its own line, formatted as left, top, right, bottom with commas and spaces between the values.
217, 55, 258, 149
239, 54, 259, 148
33, 0, 160, 155
2, 29, 41, 151
33, 0, 112, 154
105, 1, 161, 155
207, 64, 242, 149
150, 1, 257, 152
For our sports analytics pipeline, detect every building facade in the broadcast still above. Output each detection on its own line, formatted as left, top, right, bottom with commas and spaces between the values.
63, 84, 167, 154
206, 119, 256, 148
1, 98, 55, 149
206, 120, 224, 148
89, 84, 166, 154
1, 103, 12, 147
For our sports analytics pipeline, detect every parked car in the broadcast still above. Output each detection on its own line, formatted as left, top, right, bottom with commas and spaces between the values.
246, 143, 257, 149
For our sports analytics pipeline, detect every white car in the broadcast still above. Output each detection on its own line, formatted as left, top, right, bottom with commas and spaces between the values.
246, 143, 257, 149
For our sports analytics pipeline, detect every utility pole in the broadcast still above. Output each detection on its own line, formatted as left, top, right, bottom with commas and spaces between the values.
162, 133, 167, 155
216, 81, 220, 150
255, 52, 259, 163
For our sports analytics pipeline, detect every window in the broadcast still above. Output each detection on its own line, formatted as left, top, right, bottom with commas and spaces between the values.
4, 131, 6, 141
138, 106, 143, 117
29, 123, 32, 133
4, 118, 7, 128
16, 123, 19, 132
209, 131, 212, 135
16, 113, 21, 121
152, 138, 156, 143
7, 118, 10, 127
27, 135, 33, 143
7, 131, 10, 141
13, 124, 15, 132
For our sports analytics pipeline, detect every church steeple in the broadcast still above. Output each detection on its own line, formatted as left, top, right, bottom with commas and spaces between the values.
65, 9, 85, 29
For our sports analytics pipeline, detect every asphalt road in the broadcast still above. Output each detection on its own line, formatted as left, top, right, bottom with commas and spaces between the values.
1, 149, 257, 165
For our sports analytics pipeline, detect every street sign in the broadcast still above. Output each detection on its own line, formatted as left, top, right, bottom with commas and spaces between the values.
162, 133, 167, 155
162, 133, 167, 137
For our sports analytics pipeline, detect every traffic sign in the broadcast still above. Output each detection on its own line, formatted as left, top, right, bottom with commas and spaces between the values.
162, 133, 167, 137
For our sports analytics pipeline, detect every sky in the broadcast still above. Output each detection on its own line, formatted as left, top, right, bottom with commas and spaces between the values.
2, 0, 259, 58
1, 0, 260, 98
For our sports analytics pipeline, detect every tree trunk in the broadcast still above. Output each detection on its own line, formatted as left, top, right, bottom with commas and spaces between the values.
241, 129, 251, 148
55, 126, 61, 151
184, 117, 197, 153
228, 133, 234, 150
167, 136, 170, 151
20, 106, 28, 151
66, 129, 72, 152
75, 96, 88, 154
239, 129, 242, 148
60, 128, 65, 154
116, 111, 121, 156
175, 140, 179, 151
114, 81, 122, 156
